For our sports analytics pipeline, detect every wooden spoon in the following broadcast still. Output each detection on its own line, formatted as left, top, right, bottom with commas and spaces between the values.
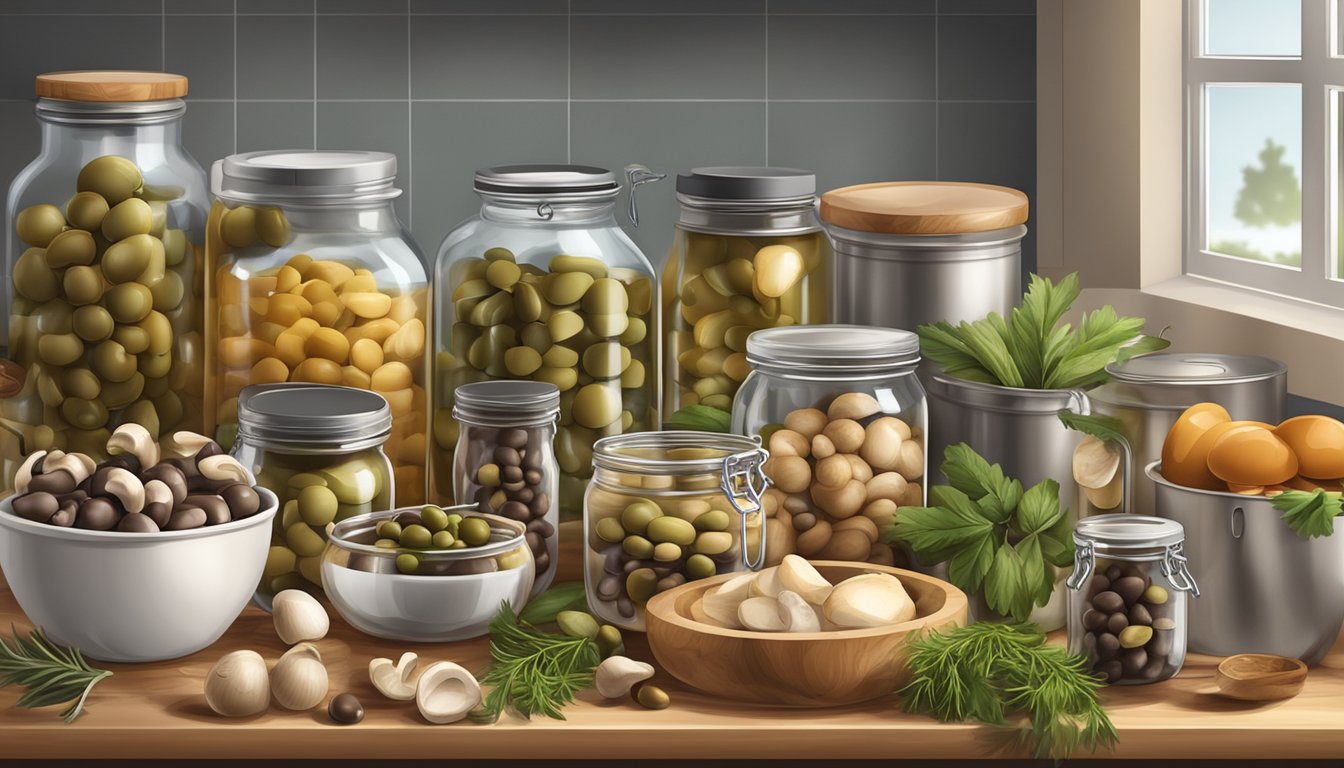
1215, 654, 1308, 701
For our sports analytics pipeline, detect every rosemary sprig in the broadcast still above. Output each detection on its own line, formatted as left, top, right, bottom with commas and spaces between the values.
480, 604, 601, 720
899, 622, 1117, 759
0, 626, 112, 723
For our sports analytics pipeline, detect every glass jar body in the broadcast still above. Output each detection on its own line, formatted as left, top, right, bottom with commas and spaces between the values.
4, 104, 208, 470
432, 199, 659, 521
233, 439, 394, 606
1067, 557, 1188, 684
732, 367, 926, 568
453, 418, 559, 596
204, 200, 428, 503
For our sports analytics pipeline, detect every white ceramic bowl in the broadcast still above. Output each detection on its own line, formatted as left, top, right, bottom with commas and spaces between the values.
0, 488, 277, 663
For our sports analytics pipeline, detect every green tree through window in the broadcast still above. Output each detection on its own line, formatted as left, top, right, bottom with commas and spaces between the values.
1211, 138, 1302, 265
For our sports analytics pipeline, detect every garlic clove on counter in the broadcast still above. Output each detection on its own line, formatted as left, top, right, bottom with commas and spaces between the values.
204, 649, 271, 717
416, 661, 483, 724
594, 655, 654, 699
271, 642, 329, 710
272, 589, 330, 645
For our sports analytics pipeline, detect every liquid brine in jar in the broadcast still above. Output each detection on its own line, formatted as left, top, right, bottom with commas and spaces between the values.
204, 151, 429, 504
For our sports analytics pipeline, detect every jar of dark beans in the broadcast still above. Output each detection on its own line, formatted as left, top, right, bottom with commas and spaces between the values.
1066, 515, 1199, 685
452, 380, 560, 596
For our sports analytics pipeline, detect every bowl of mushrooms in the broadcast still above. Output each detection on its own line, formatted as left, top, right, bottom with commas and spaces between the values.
0, 426, 278, 662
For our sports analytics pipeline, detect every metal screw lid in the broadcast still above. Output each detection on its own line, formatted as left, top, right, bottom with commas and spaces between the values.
473, 164, 620, 200
237, 383, 392, 452
212, 150, 401, 204
1104, 352, 1287, 384
746, 324, 921, 374
676, 166, 816, 201
1073, 514, 1186, 554
453, 380, 561, 428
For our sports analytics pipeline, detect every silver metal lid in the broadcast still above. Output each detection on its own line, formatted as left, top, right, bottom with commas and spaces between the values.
746, 325, 921, 374
676, 166, 815, 201
473, 164, 620, 200
237, 383, 392, 451
1073, 514, 1185, 552
453, 380, 560, 427
1106, 352, 1286, 384
36, 98, 186, 125
212, 150, 401, 204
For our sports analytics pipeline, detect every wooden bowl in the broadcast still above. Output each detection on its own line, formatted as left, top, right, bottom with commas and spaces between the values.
644, 562, 968, 707
1215, 654, 1308, 701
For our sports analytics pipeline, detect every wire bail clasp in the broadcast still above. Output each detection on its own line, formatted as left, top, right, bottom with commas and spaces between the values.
624, 164, 665, 228
720, 446, 770, 570
1162, 543, 1200, 597
1066, 539, 1095, 590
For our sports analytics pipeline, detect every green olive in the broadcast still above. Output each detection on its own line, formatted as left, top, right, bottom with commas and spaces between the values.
582, 342, 630, 379
504, 345, 543, 376
589, 312, 629, 338
652, 542, 682, 562
459, 516, 492, 547
101, 234, 154, 283
73, 305, 115, 342
92, 340, 137, 383
149, 270, 185, 312
37, 333, 84, 366
693, 509, 731, 532
595, 517, 625, 543
647, 516, 697, 546
549, 254, 607, 278
636, 685, 669, 710
105, 282, 154, 323
100, 372, 144, 409
512, 282, 544, 323
111, 323, 150, 354
627, 277, 653, 316
36, 372, 63, 408
255, 207, 290, 247
65, 191, 110, 232
76, 156, 142, 205
15, 204, 67, 247
395, 553, 420, 574
34, 299, 73, 334
297, 484, 340, 526
595, 624, 623, 657
622, 534, 654, 559
620, 317, 647, 345
483, 247, 515, 262
545, 271, 594, 306
100, 198, 152, 241
546, 310, 584, 343
399, 523, 432, 549
541, 345, 579, 368
138, 350, 172, 379
556, 610, 600, 640
61, 397, 109, 430
44, 229, 96, 268
374, 538, 398, 549
263, 546, 297, 580
620, 360, 646, 389
62, 265, 105, 306
421, 505, 449, 532
619, 500, 662, 535
572, 382, 620, 429
582, 278, 629, 315
161, 228, 188, 267
685, 553, 717, 580
62, 368, 101, 401
140, 310, 172, 355
286, 522, 327, 558
533, 366, 578, 392
220, 205, 258, 249
485, 259, 521, 291
625, 567, 658, 605
126, 398, 161, 437
13, 248, 59, 302
431, 530, 455, 548
377, 520, 403, 540
518, 322, 549, 353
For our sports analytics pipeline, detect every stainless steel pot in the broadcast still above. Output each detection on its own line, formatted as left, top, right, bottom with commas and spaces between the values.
1091, 354, 1285, 516
1148, 462, 1344, 664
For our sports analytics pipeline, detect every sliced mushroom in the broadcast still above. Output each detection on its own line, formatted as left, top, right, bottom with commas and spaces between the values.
107, 423, 159, 470
415, 661, 482, 724
102, 467, 145, 514
369, 652, 419, 701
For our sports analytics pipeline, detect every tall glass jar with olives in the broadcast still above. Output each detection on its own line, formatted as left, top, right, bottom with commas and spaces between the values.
584, 431, 769, 631
663, 167, 830, 429
432, 165, 662, 522
232, 383, 395, 609
3, 72, 208, 472
205, 150, 429, 504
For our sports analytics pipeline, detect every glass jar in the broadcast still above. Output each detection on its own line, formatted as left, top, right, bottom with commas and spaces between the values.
731, 325, 926, 568
4, 72, 208, 470
205, 150, 428, 504
584, 431, 769, 631
1066, 514, 1199, 685
663, 167, 830, 426
232, 383, 395, 607
432, 164, 662, 522
452, 379, 560, 596
0, 354, 27, 495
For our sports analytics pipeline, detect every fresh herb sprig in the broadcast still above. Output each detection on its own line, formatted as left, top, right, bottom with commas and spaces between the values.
0, 626, 112, 723
481, 604, 601, 720
666, 404, 731, 433
918, 272, 1169, 390
517, 582, 588, 626
885, 444, 1073, 622
1270, 489, 1344, 538
901, 622, 1117, 759
1058, 411, 1128, 444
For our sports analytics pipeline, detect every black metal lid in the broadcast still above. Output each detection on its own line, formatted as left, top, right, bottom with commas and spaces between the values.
676, 166, 815, 201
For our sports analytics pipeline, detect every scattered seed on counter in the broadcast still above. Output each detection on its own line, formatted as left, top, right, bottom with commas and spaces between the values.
328, 692, 364, 724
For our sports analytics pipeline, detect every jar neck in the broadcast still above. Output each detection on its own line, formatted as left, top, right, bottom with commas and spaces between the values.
479, 195, 619, 227
676, 193, 820, 236
231, 199, 405, 235
746, 363, 920, 383
39, 111, 185, 157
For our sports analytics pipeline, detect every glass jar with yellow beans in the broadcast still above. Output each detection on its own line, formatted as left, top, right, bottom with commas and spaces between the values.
662, 167, 830, 430
431, 165, 662, 522
232, 383, 395, 608
205, 151, 429, 504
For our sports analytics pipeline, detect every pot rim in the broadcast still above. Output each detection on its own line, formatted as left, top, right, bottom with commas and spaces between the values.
1146, 461, 1287, 507
927, 372, 1091, 414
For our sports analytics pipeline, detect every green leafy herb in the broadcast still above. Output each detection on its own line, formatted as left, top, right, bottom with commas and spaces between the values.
481, 604, 601, 720
885, 444, 1072, 622
1058, 411, 1128, 444
1270, 489, 1344, 538
900, 622, 1117, 759
517, 582, 588, 626
666, 404, 731, 433
918, 272, 1170, 390
0, 626, 112, 723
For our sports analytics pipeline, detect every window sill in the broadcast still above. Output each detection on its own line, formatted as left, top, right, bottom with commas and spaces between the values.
1076, 274, 1344, 405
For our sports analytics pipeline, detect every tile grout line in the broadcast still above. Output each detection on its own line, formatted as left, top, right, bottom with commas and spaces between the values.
160, 0, 166, 71
407, 0, 413, 231
312, 0, 317, 150
567, 0, 572, 164
934, 0, 940, 180
233, 0, 238, 154
764, 1, 769, 166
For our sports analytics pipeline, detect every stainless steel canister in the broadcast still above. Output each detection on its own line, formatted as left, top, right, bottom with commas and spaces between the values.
1090, 353, 1286, 515
1148, 463, 1344, 664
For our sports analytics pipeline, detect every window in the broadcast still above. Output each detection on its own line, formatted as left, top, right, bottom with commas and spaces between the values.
1184, 0, 1344, 307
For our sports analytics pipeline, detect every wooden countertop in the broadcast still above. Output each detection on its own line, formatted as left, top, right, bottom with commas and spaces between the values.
1, 573, 1342, 761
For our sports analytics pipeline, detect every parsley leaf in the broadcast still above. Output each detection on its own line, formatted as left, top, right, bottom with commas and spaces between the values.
888, 488, 995, 564
1270, 490, 1343, 538
984, 543, 1030, 621
1058, 411, 1128, 444
1015, 478, 1063, 535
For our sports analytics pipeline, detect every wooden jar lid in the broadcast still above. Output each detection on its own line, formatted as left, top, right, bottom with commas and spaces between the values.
820, 181, 1029, 235
35, 71, 188, 102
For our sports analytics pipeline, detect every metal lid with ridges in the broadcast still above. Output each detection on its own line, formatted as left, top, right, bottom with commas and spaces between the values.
746, 324, 921, 373
1105, 352, 1287, 385
474, 164, 619, 197
676, 166, 815, 201
212, 150, 400, 203
1073, 513, 1186, 553
237, 383, 392, 450
453, 380, 561, 427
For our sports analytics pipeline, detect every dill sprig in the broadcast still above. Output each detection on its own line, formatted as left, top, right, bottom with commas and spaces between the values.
0, 626, 112, 723
480, 604, 601, 720
900, 622, 1117, 759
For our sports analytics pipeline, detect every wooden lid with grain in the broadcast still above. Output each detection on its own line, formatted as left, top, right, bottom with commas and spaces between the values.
820, 181, 1029, 235
35, 71, 188, 102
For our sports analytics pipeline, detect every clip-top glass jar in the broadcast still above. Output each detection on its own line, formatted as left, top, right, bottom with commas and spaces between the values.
232, 383, 395, 608
205, 150, 428, 504
432, 164, 663, 521
4, 71, 208, 470
585, 431, 769, 631
662, 167, 830, 426
1066, 514, 1199, 685
732, 325, 926, 568
452, 380, 560, 596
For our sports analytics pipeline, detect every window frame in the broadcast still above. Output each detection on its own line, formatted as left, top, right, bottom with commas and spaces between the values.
1184, 0, 1338, 307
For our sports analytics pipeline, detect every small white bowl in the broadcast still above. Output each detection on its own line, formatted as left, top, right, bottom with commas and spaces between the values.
0, 489, 278, 663
321, 506, 534, 642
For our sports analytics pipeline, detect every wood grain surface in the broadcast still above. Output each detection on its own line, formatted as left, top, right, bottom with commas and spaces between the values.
0, 569, 1341, 760
820, 181, 1030, 235
35, 71, 188, 102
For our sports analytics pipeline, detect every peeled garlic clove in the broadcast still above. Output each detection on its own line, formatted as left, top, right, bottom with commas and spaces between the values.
1073, 435, 1121, 490
777, 555, 832, 606
272, 589, 330, 645
823, 573, 916, 629
747, 566, 784, 598
369, 651, 418, 701
738, 596, 787, 632
826, 392, 881, 421
205, 650, 271, 717
416, 661, 482, 725
776, 589, 821, 632
594, 655, 654, 699
271, 642, 329, 711
701, 572, 754, 628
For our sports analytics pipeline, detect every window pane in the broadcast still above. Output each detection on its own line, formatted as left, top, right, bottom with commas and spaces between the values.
1204, 0, 1300, 57
1336, 91, 1344, 278
1205, 85, 1302, 267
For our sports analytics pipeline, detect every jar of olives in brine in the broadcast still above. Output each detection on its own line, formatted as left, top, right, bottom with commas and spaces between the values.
4, 72, 208, 474
663, 167, 830, 428
585, 431, 769, 631
1066, 515, 1199, 685
232, 383, 395, 608
205, 151, 428, 503
452, 380, 560, 596
432, 165, 663, 522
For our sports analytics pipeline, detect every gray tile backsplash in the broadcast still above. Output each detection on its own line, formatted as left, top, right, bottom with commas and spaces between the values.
0, 0, 1036, 274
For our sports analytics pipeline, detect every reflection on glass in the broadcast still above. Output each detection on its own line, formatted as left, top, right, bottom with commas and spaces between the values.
1204, 0, 1300, 57
1337, 91, 1344, 278
1205, 85, 1302, 267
